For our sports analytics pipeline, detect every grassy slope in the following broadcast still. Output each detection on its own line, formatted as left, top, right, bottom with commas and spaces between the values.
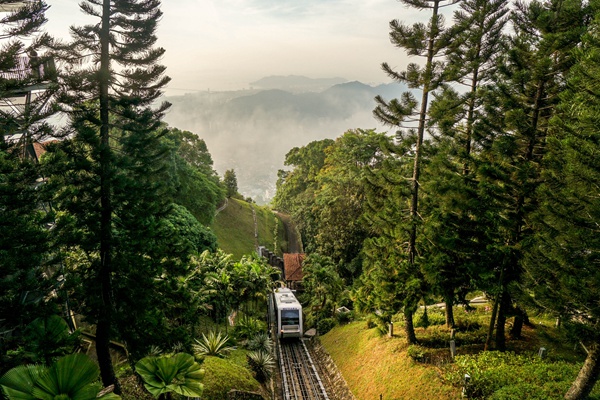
320, 309, 600, 400
210, 198, 286, 259
320, 321, 460, 400
201, 350, 264, 400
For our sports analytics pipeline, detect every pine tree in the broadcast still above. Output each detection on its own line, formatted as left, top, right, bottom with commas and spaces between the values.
1, 0, 55, 149
0, 0, 57, 366
46, 0, 170, 390
371, 0, 458, 344
524, 9, 600, 397
223, 169, 238, 198
477, 0, 588, 351
421, 0, 509, 328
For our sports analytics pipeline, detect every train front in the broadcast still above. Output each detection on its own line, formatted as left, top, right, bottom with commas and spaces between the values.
279, 306, 302, 338
273, 288, 303, 339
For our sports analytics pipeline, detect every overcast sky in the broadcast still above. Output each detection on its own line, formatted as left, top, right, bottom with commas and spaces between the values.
44, 0, 428, 95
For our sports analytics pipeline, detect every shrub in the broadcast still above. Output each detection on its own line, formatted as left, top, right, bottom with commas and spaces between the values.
444, 351, 587, 399
247, 333, 273, 353
193, 331, 234, 358
317, 318, 336, 335
418, 326, 450, 348
415, 307, 446, 328
233, 317, 266, 341
454, 318, 482, 332
415, 308, 430, 328
246, 351, 275, 383
335, 310, 353, 325
407, 345, 426, 362
202, 353, 262, 400
365, 316, 377, 329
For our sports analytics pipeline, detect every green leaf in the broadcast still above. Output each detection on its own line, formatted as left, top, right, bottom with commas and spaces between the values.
0, 364, 44, 400
136, 353, 203, 398
32, 354, 100, 399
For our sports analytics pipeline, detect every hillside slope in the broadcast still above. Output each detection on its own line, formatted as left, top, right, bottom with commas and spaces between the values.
210, 198, 286, 259
320, 322, 459, 400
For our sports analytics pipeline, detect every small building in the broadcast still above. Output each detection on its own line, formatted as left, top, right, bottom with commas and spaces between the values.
283, 253, 305, 290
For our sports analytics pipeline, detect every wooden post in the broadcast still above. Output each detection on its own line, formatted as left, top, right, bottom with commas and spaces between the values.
388, 322, 394, 338
450, 340, 457, 358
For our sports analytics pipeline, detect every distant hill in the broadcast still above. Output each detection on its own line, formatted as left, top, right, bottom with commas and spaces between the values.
250, 75, 347, 92
163, 79, 409, 203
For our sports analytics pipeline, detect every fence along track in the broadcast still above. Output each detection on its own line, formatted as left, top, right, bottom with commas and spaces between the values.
278, 340, 330, 400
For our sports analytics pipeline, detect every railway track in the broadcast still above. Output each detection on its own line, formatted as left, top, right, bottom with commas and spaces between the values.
278, 340, 329, 400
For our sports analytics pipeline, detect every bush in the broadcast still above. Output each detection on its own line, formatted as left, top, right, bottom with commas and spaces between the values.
416, 307, 446, 328
193, 331, 234, 358
335, 310, 353, 325
202, 353, 262, 400
418, 326, 450, 348
317, 318, 336, 335
233, 317, 266, 341
366, 316, 377, 329
444, 351, 587, 399
407, 345, 426, 362
247, 333, 273, 353
246, 350, 275, 383
454, 318, 482, 332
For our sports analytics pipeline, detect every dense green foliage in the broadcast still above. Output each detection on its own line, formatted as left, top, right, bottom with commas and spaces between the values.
223, 169, 238, 198
135, 353, 204, 399
0, 1, 267, 398
201, 353, 262, 400
274, 0, 600, 397
445, 352, 600, 400
0, 0, 59, 376
0, 353, 121, 400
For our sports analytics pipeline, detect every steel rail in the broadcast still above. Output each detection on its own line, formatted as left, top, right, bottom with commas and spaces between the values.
279, 340, 329, 400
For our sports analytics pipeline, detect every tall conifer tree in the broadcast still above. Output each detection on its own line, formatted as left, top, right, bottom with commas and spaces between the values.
478, 0, 588, 350
47, 0, 170, 390
0, 0, 56, 364
421, 0, 509, 328
371, 0, 458, 344
524, 8, 600, 397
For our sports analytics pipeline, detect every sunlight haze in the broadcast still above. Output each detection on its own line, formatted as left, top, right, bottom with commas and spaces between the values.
45, 0, 422, 94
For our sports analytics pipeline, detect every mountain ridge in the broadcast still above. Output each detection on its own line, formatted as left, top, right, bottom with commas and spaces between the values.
163, 78, 409, 203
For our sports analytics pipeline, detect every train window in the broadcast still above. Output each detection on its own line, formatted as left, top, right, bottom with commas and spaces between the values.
281, 310, 300, 326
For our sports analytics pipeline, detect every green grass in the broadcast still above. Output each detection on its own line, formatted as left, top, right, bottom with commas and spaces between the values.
210, 199, 285, 259
320, 321, 460, 400
321, 308, 597, 400
200, 351, 264, 400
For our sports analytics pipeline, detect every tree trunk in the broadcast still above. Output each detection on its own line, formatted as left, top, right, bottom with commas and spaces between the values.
510, 306, 525, 339
565, 341, 600, 400
444, 293, 455, 328
495, 291, 508, 351
485, 294, 499, 351
96, 0, 119, 393
405, 308, 418, 345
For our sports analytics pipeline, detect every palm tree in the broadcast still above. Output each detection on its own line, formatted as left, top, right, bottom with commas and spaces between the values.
0, 353, 120, 399
135, 353, 203, 400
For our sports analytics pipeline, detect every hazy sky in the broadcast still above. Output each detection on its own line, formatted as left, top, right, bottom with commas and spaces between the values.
44, 0, 425, 95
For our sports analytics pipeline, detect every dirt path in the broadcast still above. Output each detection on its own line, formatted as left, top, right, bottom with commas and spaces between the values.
215, 197, 228, 215
275, 211, 303, 253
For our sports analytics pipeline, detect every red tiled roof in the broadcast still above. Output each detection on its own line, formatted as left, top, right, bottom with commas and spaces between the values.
32, 140, 58, 161
283, 253, 305, 281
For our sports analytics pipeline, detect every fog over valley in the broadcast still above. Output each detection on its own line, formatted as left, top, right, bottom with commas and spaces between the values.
163, 76, 407, 203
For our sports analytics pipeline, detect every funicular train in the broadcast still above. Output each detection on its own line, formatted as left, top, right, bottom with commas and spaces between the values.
270, 287, 303, 339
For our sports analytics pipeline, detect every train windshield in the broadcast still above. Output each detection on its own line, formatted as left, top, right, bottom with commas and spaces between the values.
281, 310, 300, 326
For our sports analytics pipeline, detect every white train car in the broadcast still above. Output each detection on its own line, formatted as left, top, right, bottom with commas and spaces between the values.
273, 287, 303, 339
